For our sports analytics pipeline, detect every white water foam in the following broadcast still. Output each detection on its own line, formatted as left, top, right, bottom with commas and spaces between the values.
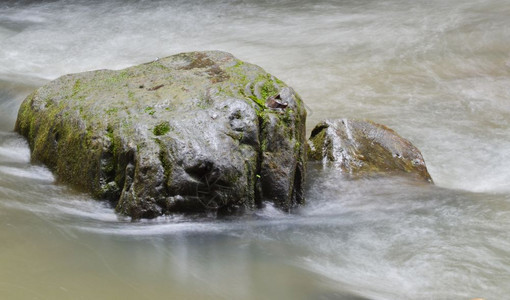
0, 134, 30, 163
0, 165, 54, 182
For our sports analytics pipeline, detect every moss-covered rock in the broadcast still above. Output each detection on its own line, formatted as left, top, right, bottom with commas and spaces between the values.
15, 51, 307, 219
308, 119, 432, 183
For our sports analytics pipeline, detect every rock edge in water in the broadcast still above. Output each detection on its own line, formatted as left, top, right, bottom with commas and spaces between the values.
15, 51, 307, 219
308, 119, 433, 183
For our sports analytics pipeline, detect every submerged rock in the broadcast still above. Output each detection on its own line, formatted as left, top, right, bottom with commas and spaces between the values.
308, 119, 432, 183
15, 51, 307, 219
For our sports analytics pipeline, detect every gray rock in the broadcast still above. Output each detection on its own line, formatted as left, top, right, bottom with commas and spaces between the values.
308, 119, 432, 183
15, 51, 307, 219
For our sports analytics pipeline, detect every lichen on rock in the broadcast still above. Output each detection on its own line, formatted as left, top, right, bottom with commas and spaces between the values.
15, 51, 307, 219
308, 119, 433, 183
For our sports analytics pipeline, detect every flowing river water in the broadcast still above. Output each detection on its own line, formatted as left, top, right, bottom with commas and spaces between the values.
1, 0, 510, 299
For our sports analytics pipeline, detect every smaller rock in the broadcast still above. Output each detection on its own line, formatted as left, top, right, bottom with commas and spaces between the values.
308, 119, 433, 183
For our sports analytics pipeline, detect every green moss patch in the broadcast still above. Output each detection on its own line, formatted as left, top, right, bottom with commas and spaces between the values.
153, 122, 171, 136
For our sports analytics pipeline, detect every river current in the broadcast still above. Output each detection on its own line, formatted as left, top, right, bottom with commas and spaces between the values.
1, 0, 509, 299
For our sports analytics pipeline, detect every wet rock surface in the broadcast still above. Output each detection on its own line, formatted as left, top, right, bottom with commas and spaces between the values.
15, 51, 307, 219
308, 119, 432, 183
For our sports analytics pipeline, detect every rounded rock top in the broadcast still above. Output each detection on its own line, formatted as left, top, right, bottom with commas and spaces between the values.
308, 118, 433, 183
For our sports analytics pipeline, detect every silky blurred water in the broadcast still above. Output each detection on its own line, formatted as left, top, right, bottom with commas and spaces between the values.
1, 0, 509, 299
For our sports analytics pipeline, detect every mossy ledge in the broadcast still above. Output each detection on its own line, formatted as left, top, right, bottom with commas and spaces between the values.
15, 51, 307, 219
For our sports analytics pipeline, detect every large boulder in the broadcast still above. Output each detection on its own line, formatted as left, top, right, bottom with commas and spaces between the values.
308, 119, 432, 183
15, 51, 307, 219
